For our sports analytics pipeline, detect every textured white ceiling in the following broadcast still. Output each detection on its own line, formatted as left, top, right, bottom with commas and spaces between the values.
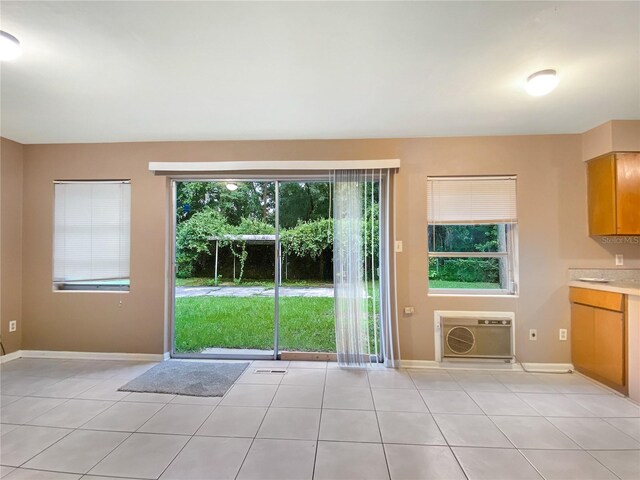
1, 1, 638, 144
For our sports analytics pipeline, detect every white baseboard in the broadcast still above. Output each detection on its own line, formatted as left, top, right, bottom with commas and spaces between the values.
520, 363, 574, 373
0, 350, 22, 364
401, 359, 574, 373
2, 350, 165, 363
399, 360, 440, 369
571, 370, 627, 397
401, 360, 521, 371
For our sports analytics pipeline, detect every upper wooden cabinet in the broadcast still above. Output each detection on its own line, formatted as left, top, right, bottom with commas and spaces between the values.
587, 152, 640, 235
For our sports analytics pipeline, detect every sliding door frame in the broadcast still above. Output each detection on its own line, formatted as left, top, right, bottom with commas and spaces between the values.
169, 172, 389, 363
169, 174, 331, 360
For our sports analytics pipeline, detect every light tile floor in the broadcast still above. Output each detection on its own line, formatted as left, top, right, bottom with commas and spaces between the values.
1, 358, 639, 479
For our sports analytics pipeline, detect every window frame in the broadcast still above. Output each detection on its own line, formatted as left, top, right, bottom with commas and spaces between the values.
52, 180, 131, 293
427, 223, 518, 296
426, 175, 519, 297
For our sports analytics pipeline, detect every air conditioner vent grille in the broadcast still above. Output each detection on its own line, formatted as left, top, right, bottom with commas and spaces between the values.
446, 326, 476, 354
438, 312, 514, 360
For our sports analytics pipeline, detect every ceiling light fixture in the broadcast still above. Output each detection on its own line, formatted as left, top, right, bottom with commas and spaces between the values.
225, 182, 238, 191
0, 31, 22, 61
526, 69, 559, 96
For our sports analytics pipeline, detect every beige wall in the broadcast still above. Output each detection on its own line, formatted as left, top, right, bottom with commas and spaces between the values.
17, 135, 640, 361
1, 138, 24, 354
582, 120, 640, 161
611, 120, 640, 153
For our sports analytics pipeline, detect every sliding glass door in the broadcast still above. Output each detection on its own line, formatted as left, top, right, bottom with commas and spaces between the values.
171, 177, 384, 361
172, 180, 277, 359
278, 181, 336, 357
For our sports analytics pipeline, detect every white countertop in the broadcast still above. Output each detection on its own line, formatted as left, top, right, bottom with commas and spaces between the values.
569, 280, 640, 297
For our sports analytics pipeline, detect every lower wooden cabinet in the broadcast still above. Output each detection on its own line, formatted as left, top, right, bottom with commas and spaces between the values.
593, 308, 625, 386
570, 287, 627, 393
571, 303, 597, 374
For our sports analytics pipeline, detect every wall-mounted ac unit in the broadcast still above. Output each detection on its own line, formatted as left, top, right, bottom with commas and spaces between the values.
435, 311, 515, 362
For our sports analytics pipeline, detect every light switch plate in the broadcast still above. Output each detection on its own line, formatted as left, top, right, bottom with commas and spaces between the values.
615, 254, 624, 266
395, 240, 403, 253
559, 329, 567, 341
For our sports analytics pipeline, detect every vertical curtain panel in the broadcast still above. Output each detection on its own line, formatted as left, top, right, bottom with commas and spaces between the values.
333, 169, 399, 367
333, 170, 370, 366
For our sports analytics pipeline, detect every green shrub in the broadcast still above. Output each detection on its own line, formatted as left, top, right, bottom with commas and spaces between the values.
281, 218, 333, 259
435, 258, 499, 283
176, 208, 228, 278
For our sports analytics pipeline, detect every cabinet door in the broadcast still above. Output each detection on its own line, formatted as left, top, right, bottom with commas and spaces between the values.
616, 153, 640, 235
593, 309, 625, 386
571, 303, 595, 372
587, 155, 616, 235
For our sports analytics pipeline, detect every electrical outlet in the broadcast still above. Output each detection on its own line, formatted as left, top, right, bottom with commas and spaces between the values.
559, 328, 567, 341
615, 254, 624, 266
395, 240, 403, 253
9, 321, 17, 333
529, 329, 537, 341
404, 306, 415, 315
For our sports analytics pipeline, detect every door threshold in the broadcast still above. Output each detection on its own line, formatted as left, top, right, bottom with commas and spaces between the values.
281, 351, 337, 361
172, 348, 275, 361
172, 353, 275, 361
201, 347, 275, 356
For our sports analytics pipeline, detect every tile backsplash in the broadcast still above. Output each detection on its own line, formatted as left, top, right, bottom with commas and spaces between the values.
569, 268, 640, 283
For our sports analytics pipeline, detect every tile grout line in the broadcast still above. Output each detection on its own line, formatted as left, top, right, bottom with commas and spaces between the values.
311, 363, 329, 480
10, 400, 132, 472
444, 371, 632, 480
2, 427, 75, 470
233, 360, 282, 480
3, 360, 639, 479
27, 394, 138, 475
458, 379, 533, 452
2, 360, 196, 478
151, 428, 193, 479
369, 367, 393, 480
602, 416, 640, 438
79, 430, 136, 478
581, 449, 628, 480
409, 368, 470, 480
458, 372, 565, 479
145, 359, 258, 480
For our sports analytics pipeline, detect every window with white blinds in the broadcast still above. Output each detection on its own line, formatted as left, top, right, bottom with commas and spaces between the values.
427, 176, 517, 224
53, 181, 131, 290
427, 175, 518, 295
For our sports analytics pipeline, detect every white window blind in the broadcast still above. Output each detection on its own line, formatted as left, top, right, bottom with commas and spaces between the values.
53, 181, 131, 284
427, 176, 517, 224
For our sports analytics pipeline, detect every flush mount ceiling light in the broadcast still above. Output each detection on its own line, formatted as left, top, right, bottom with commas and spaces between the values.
225, 182, 238, 191
0, 31, 22, 61
526, 69, 559, 96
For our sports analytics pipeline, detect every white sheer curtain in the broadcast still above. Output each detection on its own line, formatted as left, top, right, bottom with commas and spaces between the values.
333, 170, 374, 367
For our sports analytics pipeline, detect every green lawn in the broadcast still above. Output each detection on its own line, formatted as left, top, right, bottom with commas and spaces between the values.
429, 279, 500, 289
175, 296, 336, 352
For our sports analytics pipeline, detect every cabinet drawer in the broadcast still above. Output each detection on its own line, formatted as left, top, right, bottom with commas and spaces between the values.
570, 287, 624, 312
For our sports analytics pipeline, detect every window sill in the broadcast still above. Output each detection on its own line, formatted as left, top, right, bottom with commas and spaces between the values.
428, 291, 518, 299
52, 288, 130, 294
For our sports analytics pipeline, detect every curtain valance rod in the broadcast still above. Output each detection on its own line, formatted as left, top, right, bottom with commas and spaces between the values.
149, 159, 400, 174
